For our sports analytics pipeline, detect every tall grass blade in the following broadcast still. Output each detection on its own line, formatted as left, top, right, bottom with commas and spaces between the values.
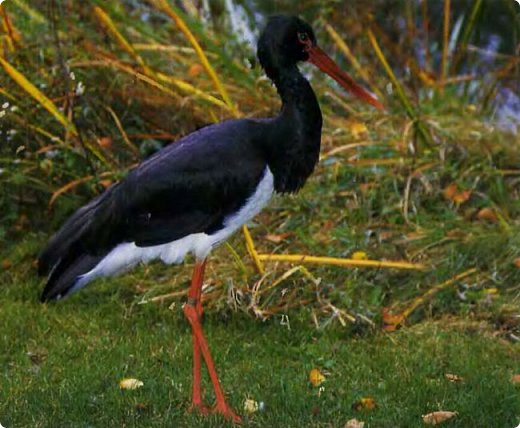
324, 24, 384, 100
147, 0, 240, 117
93, 6, 152, 75
0, 56, 77, 135
367, 29, 432, 147
440, 0, 451, 91
452, 0, 483, 73
11, 0, 47, 25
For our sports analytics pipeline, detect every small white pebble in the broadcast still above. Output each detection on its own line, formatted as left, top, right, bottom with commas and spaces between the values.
69, 71, 76, 80
2, 102, 9, 109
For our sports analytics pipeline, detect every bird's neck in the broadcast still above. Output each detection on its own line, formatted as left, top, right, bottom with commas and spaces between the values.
266, 66, 323, 193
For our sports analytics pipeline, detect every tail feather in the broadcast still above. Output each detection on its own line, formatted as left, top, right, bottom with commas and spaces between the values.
39, 187, 118, 301
40, 249, 105, 301
38, 187, 116, 277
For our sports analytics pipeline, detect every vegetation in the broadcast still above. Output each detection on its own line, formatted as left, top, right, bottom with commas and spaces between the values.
0, 0, 519, 426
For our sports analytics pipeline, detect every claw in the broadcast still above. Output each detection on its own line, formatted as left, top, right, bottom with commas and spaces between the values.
212, 403, 242, 424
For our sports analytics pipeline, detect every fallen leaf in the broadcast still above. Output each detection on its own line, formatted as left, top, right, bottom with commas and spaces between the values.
444, 373, 464, 383
119, 378, 144, 390
265, 232, 291, 243
476, 207, 497, 223
98, 137, 112, 149
344, 418, 365, 428
352, 397, 376, 411
351, 251, 368, 260
446, 229, 466, 239
1, 259, 12, 270
443, 183, 458, 201
309, 368, 325, 387
512, 374, 520, 384
512, 258, 520, 268
349, 122, 368, 139
134, 402, 148, 412
188, 63, 204, 77
453, 190, 471, 204
243, 398, 259, 414
422, 411, 457, 425
382, 308, 403, 332
443, 183, 471, 204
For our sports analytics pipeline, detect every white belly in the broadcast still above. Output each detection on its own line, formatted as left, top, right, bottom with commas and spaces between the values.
73, 168, 274, 290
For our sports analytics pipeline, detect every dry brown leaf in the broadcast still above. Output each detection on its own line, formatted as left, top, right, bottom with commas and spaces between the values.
344, 418, 365, 428
512, 374, 520, 384
444, 373, 464, 383
349, 121, 368, 139
352, 397, 376, 411
188, 63, 204, 77
453, 190, 471, 204
1, 259, 12, 270
443, 183, 471, 204
309, 368, 325, 387
98, 136, 112, 149
265, 232, 291, 243
243, 398, 259, 414
119, 378, 144, 390
512, 258, 520, 268
446, 229, 466, 239
476, 207, 498, 223
422, 411, 457, 425
382, 308, 403, 332
443, 183, 458, 200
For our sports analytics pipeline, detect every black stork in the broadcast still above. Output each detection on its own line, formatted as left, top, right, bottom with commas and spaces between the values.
39, 15, 383, 423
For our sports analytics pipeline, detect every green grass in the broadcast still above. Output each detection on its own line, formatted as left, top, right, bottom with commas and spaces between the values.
1, 2, 519, 426
1, 239, 519, 428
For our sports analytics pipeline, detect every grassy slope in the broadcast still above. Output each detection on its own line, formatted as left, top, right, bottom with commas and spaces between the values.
1, 239, 519, 428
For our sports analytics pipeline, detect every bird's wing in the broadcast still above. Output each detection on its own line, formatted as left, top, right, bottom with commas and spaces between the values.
39, 120, 267, 274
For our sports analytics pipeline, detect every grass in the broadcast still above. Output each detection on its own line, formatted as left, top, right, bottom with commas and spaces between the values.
1, 252, 519, 428
1, 1, 519, 426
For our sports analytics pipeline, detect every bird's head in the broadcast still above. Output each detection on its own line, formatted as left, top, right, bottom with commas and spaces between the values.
257, 15, 384, 110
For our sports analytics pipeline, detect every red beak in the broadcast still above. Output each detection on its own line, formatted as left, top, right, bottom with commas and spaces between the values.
306, 45, 384, 110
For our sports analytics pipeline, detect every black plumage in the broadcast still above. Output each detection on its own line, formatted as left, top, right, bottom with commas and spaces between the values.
39, 14, 381, 302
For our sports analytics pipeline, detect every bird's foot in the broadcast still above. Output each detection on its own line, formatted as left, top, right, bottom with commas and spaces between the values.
212, 402, 242, 424
188, 402, 212, 415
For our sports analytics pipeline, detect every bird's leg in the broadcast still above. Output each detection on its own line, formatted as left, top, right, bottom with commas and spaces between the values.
183, 260, 242, 424
185, 259, 209, 414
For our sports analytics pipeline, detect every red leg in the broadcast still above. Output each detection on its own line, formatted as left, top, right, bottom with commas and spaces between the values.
184, 260, 241, 423
186, 260, 210, 414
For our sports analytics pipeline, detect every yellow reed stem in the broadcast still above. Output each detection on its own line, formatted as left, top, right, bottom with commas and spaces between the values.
242, 225, 265, 274
147, 0, 239, 117
324, 24, 384, 100
0, 57, 77, 135
93, 6, 152, 75
258, 254, 426, 270
393, 268, 478, 328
